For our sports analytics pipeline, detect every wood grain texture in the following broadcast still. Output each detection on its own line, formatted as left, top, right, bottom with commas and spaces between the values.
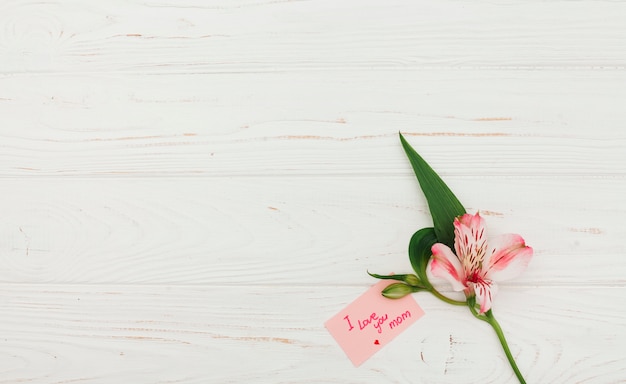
1, 0, 625, 383
0, 0, 625, 73
0, 285, 624, 384
0, 177, 624, 286
1, 70, 625, 177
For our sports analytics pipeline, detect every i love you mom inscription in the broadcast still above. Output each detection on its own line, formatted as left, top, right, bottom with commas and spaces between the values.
325, 280, 425, 366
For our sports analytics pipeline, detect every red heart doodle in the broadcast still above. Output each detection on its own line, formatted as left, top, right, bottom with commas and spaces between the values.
374, 340, 380, 345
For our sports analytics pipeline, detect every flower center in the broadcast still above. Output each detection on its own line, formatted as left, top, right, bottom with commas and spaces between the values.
467, 270, 484, 284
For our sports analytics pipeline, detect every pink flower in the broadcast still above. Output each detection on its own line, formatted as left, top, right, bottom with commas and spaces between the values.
429, 212, 533, 314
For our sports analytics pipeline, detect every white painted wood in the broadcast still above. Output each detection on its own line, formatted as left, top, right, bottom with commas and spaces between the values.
1, 0, 625, 383
0, 0, 625, 73
1, 71, 625, 177
0, 177, 623, 286
0, 285, 624, 383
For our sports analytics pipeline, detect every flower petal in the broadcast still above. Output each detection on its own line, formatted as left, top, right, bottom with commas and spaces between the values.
483, 234, 533, 281
453, 213, 487, 274
472, 279, 498, 314
456, 212, 484, 229
429, 243, 466, 291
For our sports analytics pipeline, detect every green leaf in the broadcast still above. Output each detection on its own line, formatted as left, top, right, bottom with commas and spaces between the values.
367, 271, 423, 287
399, 132, 466, 248
408, 227, 438, 290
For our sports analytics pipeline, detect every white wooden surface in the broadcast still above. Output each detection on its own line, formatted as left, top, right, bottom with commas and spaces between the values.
1, 1, 625, 383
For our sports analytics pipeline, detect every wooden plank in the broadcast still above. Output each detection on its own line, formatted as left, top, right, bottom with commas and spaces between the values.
1, 0, 625, 74
0, 284, 623, 383
0, 176, 623, 285
1, 70, 625, 177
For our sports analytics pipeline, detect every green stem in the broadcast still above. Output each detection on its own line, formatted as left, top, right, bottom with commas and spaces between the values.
484, 310, 526, 384
467, 301, 489, 323
429, 288, 466, 306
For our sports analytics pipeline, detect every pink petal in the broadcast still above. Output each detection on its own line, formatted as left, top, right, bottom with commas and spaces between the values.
483, 234, 533, 282
430, 243, 466, 291
456, 212, 484, 229
472, 280, 498, 314
453, 213, 487, 273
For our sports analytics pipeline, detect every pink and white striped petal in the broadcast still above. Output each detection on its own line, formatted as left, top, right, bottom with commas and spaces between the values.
429, 243, 466, 292
483, 234, 533, 282
453, 213, 488, 274
472, 279, 498, 314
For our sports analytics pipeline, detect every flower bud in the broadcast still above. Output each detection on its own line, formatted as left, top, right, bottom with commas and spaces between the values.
403, 274, 421, 287
382, 283, 414, 299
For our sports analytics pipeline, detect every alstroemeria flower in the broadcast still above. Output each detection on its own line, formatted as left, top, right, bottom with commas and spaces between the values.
429, 212, 533, 314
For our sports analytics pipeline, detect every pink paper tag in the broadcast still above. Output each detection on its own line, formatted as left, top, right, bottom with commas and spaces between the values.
325, 280, 425, 366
